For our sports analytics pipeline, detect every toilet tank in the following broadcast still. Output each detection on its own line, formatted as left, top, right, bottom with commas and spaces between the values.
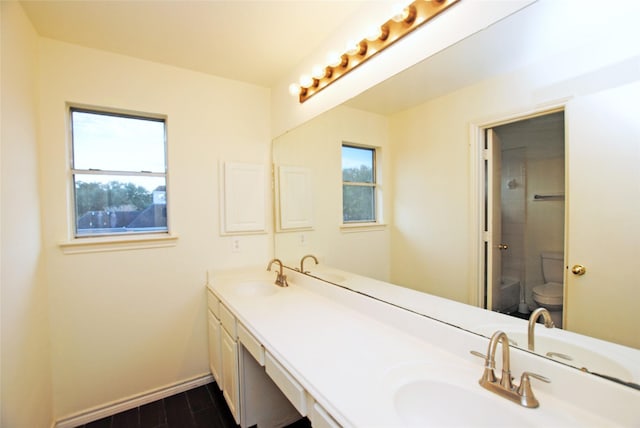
541, 251, 564, 283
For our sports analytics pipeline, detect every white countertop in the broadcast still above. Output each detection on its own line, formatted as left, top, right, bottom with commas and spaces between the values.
208, 267, 640, 427
304, 265, 640, 384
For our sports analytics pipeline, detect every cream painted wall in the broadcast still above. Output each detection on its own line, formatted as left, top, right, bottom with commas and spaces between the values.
388, 97, 472, 303
1, 2, 54, 427
388, 3, 640, 305
37, 39, 272, 419
273, 106, 390, 280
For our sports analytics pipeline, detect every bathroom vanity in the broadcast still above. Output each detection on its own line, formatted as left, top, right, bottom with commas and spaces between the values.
207, 266, 639, 427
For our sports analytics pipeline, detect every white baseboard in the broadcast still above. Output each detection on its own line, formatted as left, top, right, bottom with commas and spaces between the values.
54, 373, 214, 428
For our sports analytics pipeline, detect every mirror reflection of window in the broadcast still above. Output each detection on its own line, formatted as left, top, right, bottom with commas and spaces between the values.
342, 144, 376, 223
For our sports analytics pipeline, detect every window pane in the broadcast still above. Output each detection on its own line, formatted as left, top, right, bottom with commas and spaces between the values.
72, 110, 166, 172
342, 146, 373, 183
343, 185, 375, 222
74, 174, 167, 236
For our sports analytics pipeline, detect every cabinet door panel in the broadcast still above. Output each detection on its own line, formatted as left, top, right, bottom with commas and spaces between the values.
207, 310, 223, 388
221, 327, 240, 424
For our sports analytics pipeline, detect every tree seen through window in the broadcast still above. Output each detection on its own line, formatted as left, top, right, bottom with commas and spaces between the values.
342, 145, 376, 223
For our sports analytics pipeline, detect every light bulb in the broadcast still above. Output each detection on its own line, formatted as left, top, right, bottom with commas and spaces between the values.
299, 74, 313, 88
345, 39, 360, 55
288, 83, 300, 96
366, 25, 383, 41
391, 3, 405, 21
312, 65, 325, 80
326, 51, 342, 67
391, 2, 412, 22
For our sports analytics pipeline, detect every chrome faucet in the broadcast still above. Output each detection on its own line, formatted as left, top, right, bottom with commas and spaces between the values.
267, 258, 288, 287
479, 331, 513, 390
528, 308, 554, 351
299, 254, 318, 273
477, 330, 550, 408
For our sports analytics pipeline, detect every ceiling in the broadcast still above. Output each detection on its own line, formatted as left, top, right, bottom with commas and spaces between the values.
18, 0, 550, 115
22, 1, 633, 117
19, 0, 369, 88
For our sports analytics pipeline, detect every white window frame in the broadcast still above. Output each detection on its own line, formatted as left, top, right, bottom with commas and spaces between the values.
67, 105, 171, 243
341, 143, 379, 226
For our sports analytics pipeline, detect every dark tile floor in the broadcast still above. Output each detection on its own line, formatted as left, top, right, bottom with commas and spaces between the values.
77, 382, 311, 428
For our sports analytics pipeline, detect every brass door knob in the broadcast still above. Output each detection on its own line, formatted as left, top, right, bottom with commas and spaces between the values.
498, 244, 509, 250
571, 265, 586, 276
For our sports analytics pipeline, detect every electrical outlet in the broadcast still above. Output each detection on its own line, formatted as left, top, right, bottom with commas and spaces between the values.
232, 238, 241, 253
299, 233, 306, 247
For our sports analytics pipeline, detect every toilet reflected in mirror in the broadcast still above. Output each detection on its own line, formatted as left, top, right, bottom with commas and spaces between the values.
533, 251, 564, 328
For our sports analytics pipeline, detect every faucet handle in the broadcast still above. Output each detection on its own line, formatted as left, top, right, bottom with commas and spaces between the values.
469, 350, 495, 368
517, 371, 550, 408
522, 371, 550, 383
470, 350, 486, 359
471, 350, 497, 384
545, 351, 573, 361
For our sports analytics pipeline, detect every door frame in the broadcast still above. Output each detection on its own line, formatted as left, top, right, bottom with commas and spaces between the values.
468, 102, 567, 309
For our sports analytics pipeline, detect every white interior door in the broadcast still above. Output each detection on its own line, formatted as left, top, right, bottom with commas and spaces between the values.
565, 81, 640, 349
486, 129, 503, 311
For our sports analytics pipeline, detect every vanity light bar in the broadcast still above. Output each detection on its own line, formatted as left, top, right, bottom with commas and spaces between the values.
295, 0, 460, 103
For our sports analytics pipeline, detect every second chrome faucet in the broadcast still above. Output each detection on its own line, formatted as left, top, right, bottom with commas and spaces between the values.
528, 307, 554, 351
299, 254, 318, 273
267, 258, 288, 287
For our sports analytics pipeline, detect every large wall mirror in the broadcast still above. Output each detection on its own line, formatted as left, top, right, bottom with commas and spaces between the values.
273, 0, 640, 388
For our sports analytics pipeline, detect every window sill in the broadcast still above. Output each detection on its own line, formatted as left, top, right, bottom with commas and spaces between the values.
59, 233, 179, 254
340, 223, 387, 233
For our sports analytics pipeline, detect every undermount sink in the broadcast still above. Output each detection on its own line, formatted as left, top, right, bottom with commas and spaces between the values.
385, 361, 572, 427
395, 379, 529, 427
233, 280, 278, 297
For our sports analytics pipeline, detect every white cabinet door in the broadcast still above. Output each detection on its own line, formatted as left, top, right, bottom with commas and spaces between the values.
221, 327, 240, 424
207, 310, 223, 388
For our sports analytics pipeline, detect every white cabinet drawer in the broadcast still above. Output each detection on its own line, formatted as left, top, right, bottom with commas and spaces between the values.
207, 290, 220, 318
220, 303, 237, 338
311, 402, 340, 428
265, 352, 307, 416
238, 323, 265, 366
